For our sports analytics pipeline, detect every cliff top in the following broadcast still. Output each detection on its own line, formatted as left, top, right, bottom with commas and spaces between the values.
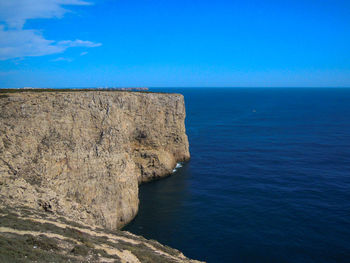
0, 88, 176, 95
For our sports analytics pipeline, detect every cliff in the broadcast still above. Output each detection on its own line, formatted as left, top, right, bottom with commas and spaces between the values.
0, 90, 200, 262
0, 91, 190, 230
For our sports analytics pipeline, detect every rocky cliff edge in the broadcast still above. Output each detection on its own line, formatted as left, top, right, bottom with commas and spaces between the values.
0, 91, 190, 230
0, 204, 202, 262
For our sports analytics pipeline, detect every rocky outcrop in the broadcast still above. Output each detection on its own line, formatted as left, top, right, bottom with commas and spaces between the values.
0, 204, 202, 263
0, 91, 190, 231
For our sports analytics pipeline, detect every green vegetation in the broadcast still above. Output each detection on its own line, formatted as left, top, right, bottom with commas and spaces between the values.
0, 208, 120, 262
70, 244, 90, 256
0, 233, 76, 263
0, 205, 188, 263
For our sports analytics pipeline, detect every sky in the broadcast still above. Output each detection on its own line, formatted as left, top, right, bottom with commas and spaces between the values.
0, 0, 350, 88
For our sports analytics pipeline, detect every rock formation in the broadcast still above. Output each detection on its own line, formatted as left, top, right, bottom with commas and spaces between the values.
0, 204, 202, 262
0, 91, 190, 230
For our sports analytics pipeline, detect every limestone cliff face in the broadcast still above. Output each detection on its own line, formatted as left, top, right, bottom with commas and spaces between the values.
0, 91, 190, 230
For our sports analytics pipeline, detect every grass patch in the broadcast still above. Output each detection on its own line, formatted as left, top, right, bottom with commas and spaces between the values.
57, 216, 94, 230
70, 244, 89, 256
0, 205, 187, 263
0, 208, 124, 259
148, 239, 182, 257
0, 232, 78, 263
116, 240, 174, 263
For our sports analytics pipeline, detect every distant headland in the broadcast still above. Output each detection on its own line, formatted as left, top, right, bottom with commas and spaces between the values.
8, 86, 149, 91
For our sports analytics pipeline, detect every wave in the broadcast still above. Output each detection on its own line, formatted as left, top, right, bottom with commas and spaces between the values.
172, 162, 183, 173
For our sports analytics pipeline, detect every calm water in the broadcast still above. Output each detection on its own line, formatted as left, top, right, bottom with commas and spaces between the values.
124, 88, 350, 263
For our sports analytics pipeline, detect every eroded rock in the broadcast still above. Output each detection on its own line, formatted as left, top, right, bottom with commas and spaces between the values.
0, 91, 190, 230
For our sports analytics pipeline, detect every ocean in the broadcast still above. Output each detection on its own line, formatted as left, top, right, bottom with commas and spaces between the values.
124, 88, 350, 263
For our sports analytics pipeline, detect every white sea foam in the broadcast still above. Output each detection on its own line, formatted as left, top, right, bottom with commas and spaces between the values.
172, 162, 183, 173
175, 163, 183, 169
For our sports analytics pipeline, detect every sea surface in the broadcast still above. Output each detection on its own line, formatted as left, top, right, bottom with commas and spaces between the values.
124, 88, 350, 263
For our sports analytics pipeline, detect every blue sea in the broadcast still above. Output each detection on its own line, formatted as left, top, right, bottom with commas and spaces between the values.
124, 88, 350, 263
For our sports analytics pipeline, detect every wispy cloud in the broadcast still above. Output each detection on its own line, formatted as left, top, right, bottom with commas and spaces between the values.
58, 40, 101, 48
0, 0, 92, 29
0, 26, 102, 60
52, 57, 73, 62
0, 0, 101, 61
80, 51, 88, 56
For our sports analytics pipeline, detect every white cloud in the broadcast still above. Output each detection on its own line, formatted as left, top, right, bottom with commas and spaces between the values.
0, 26, 102, 60
52, 57, 73, 62
58, 40, 101, 48
80, 51, 88, 56
0, 0, 91, 29
0, 0, 101, 60
0, 27, 62, 60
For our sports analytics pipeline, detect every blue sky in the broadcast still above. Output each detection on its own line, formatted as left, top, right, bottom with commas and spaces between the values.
0, 0, 349, 88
